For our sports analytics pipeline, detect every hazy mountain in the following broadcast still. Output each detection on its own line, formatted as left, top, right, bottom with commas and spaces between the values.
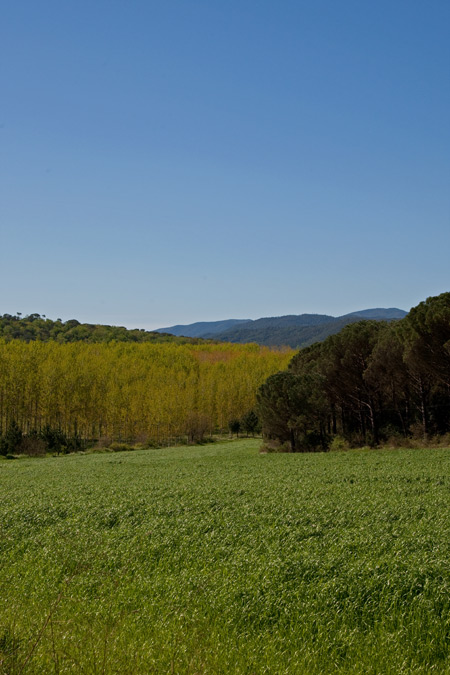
157, 308, 407, 348
155, 318, 251, 338
342, 308, 407, 320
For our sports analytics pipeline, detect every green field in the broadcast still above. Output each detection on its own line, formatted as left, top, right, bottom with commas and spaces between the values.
1, 441, 449, 674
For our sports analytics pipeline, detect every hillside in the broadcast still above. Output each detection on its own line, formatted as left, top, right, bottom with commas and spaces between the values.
0, 313, 205, 344
157, 308, 407, 348
2, 308, 407, 348
156, 318, 251, 338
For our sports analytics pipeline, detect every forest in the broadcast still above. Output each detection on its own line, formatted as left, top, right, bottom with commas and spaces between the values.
1, 292, 449, 457
0, 313, 202, 344
0, 341, 291, 455
257, 292, 450, 450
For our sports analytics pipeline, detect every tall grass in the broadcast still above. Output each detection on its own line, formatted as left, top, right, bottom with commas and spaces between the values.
1, 441, 449, 673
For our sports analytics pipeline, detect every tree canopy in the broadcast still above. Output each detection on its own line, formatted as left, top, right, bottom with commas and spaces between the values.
257, 293, 450, 450
0, 313, 203, 345
0, 340, 292, 451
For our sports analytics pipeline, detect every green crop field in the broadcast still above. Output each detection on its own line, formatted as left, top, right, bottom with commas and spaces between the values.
1, 441, 449, 674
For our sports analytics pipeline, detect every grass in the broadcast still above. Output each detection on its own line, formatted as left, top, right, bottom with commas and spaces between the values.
1, 440, 449, 674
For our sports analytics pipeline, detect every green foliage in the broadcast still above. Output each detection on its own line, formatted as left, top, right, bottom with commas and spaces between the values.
259, 439, 293, 453
0, 313, 205, 345
1, 440, 449, 673
18, 434, 47, 457
108, 442, 135, 452
402, 292, 450, 386
40, 425, 67, 454
257, 370, 327, 451
257, 371, 305, 449
0, 341, 293, 449
241, 409, 260, 436
258, 293, 450, 450
228, 418, 241, 436
2, 420, 22, 455
329, 435, 350, 452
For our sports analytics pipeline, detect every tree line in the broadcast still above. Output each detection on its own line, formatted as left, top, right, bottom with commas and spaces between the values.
0, 341, 292, 454
257, 293, 450, 450
0, 313, 202, 344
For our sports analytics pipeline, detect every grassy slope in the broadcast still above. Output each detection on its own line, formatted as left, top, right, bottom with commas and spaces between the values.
1, 441, 449, 674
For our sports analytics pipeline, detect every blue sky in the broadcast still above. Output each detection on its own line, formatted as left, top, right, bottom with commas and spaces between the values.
2, 1, 449, 329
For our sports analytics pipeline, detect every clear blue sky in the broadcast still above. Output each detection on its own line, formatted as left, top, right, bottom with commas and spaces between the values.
2, 1, 449, 329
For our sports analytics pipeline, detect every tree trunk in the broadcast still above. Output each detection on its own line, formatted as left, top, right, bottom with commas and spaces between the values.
419, 377, 429, 440
290, 428, 296, 452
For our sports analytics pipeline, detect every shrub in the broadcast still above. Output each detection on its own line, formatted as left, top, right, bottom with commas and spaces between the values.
437, 432, 450, 447
18, 436, 47, 457
385, 434, 413, 449
96, 436, 113, 448
3, 421, 22, 455
259, 440, 292, 453
228, 419, 241, 437
143, 440, 161, 449
40, 425, 67, 454
329, 435, 350, 452
65, 436, 82, 453
109, 442, 135, 452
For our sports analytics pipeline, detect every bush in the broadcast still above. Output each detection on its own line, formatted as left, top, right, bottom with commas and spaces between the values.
241, 410, 260, 436
228, 419, 241, 437
385, 434, 413, 449
329, 435, 350, 452
409, 422, 427, 440
143, 440, 161, 449
301, 431, 329, 452
259, 440, 292, 453
108, 442, 135, 452
437, 432, 450, 447
3, 421, 22, 455
65, 436, 82, 453
96, 436, 113, 448
18, 436, 47, 457
40, 425, 67, 454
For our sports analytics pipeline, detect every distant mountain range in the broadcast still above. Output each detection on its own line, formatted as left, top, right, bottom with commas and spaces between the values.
156, 308, 407, 348
156, 319, 252, 339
